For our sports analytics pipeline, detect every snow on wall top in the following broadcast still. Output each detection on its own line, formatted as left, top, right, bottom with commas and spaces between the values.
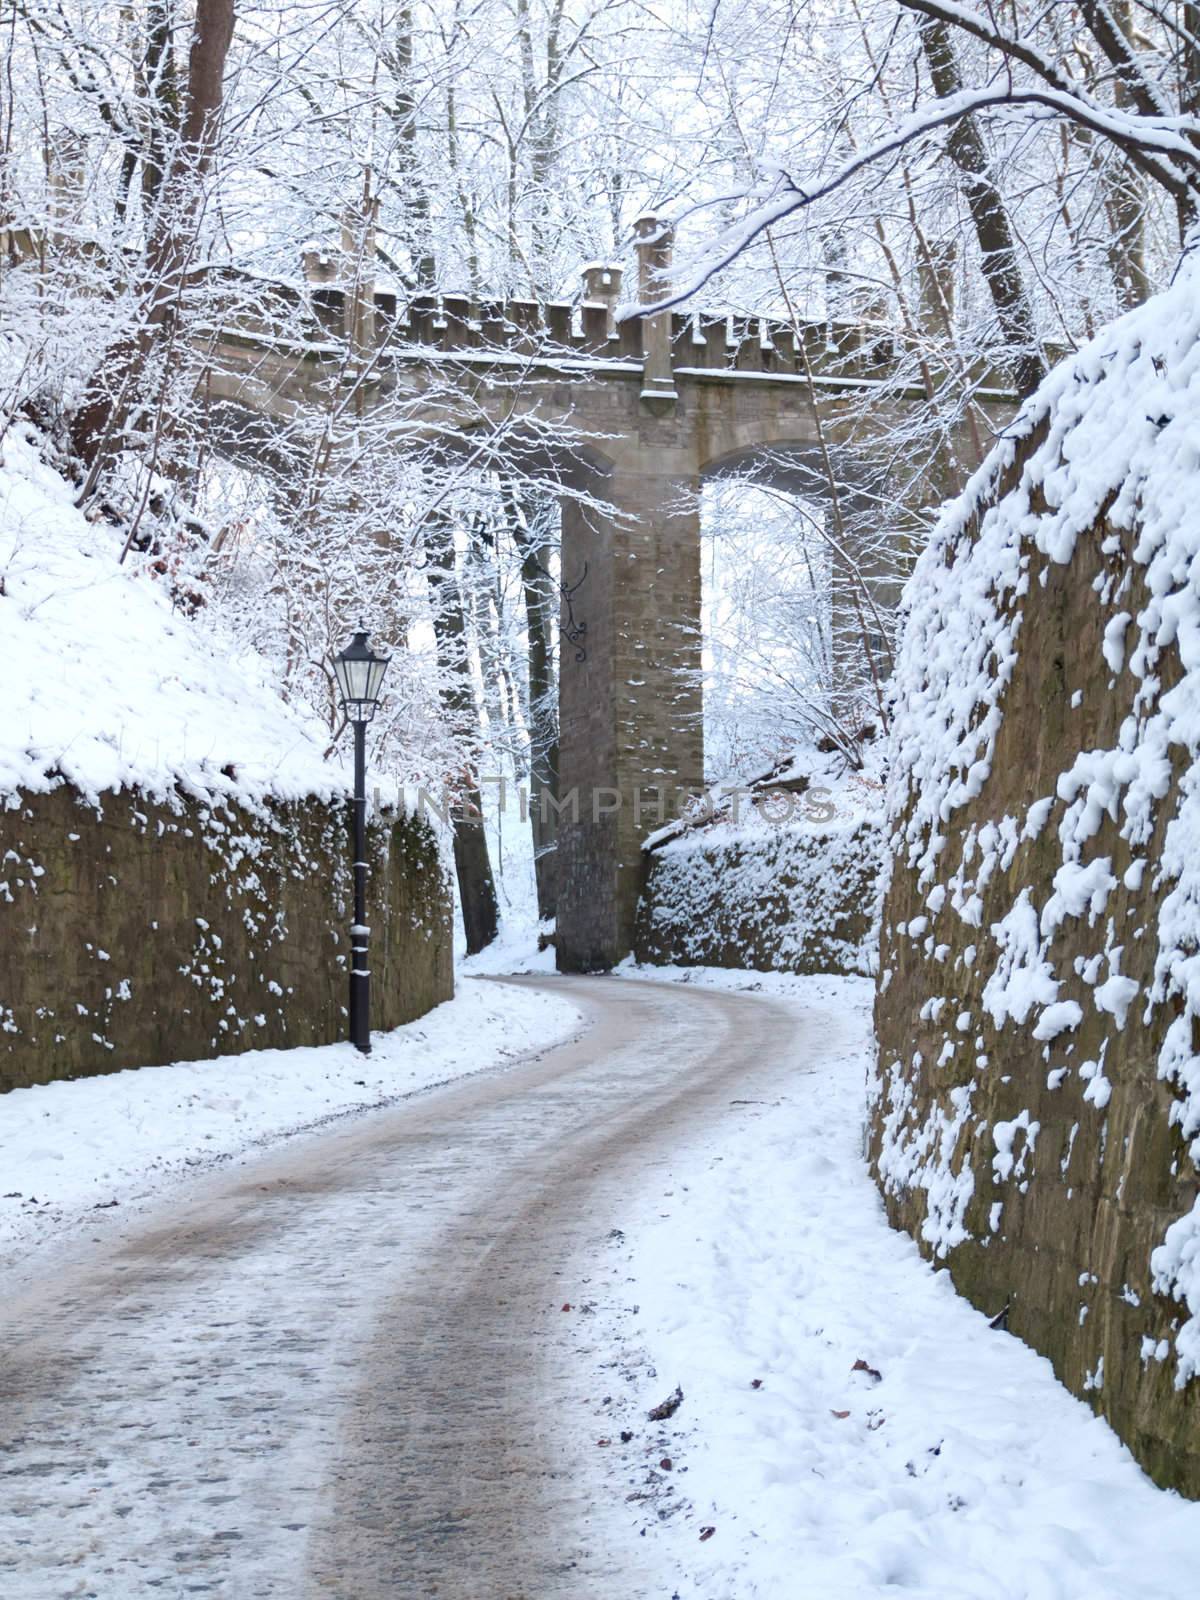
883, 252, 1200, 1382
0, 429, 353, 812
891, 258, 1200, 892
645, 742, 885, 856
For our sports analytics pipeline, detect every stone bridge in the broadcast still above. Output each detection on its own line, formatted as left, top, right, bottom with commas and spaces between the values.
203, 219, 1013, 972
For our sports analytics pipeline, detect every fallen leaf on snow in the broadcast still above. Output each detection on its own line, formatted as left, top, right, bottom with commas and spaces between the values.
648, 1385, 683, 1421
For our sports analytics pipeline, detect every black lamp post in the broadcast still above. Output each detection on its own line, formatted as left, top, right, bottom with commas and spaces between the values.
332, 627, 391, 1054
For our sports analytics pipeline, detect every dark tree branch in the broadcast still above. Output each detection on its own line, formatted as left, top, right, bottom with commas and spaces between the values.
896, 0, 1196, 200
1079, 0, 1176, 122
914, 16, 1045, 397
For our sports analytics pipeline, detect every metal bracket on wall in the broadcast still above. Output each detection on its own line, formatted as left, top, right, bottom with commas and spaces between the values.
537, 559, 589, 663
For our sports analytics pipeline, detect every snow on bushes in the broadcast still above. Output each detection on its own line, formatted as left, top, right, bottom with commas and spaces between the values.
635, 755, 883, 976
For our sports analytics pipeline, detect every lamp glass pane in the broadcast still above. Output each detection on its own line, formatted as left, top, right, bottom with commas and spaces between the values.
334, 632, 389, 719
332, 655, 354, 703
365, 655, 389, 702
351, 656, 374, 700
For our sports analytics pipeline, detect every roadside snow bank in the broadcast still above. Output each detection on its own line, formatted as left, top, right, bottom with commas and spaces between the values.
591, 967, 1200, 1599
0, 977, 580, 1256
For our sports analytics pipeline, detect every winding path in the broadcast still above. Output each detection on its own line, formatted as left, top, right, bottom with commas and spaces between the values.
1, 975, 798, 1599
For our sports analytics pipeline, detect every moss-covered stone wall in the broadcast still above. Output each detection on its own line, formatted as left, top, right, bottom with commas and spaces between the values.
0, 783, 453, 1092
635, 819, 881, 976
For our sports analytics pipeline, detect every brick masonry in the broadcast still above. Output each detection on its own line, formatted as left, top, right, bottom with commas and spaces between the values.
871, 465, 1200, 1495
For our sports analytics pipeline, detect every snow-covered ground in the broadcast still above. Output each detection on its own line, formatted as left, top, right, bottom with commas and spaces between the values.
0, 977, 581, 1262
0, 424, 365, 810
5, 947, 1199, 1594
583, 965, 1200, 1600
460, 908, 557, 975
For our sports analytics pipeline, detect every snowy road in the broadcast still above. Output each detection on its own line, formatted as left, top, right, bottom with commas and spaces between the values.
0, 974, 799, 1600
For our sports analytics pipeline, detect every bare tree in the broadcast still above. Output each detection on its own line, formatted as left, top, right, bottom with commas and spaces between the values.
655, 0, 1200, 315
70, 0, 237, 474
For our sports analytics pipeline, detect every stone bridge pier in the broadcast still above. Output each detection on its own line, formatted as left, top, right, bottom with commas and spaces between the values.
556, 457, 703, 972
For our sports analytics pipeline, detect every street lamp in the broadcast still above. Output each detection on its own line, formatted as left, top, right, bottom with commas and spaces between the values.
332, 626, 391, 1054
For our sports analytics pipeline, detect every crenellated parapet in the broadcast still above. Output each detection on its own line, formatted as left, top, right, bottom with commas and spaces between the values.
292, 225, 977, 396
293, 280, 907, 386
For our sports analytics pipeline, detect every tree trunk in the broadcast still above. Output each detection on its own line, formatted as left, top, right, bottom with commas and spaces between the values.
70, 0, 236, 472
143, 0, 234, 329
505, 488, 559, 922
388, 5, 437, 290
1185, 3, 1200, 123
1102, 156, 1148, 310
424, 519, 500, 955
917, 16, 1046, 399
450, 793, 501, 956
138, 0, 179, 215
1097, 0, 1148, 308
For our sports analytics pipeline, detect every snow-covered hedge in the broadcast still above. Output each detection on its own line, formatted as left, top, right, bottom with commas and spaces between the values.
636, 802, 882, 977
870, 259, 1200, 1493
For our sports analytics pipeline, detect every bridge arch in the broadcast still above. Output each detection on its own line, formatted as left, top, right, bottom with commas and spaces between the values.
198, 234, 1010, 971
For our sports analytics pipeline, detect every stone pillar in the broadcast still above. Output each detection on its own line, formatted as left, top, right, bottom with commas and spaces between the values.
48, 133, 86, 232
581, 263, 623, 337
302, 248, 338, 286
918, 239, 957, 333
556, 462, 703, 972
635, 217, 677, 414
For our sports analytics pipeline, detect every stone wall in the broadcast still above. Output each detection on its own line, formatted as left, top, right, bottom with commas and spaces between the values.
635, 819, 881, 976
869, 311, 1200, 1494
0, 783, 453, 1092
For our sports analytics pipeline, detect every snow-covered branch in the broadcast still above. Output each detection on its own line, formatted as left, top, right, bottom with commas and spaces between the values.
624, 80, 1200, 319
